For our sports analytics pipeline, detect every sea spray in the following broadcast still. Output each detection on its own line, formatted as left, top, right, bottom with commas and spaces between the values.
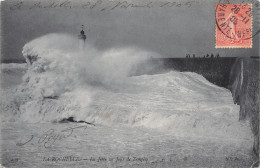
22, 33, 153, 98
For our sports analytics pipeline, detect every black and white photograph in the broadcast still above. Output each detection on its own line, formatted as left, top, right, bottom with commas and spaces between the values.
0, 0, 259, 167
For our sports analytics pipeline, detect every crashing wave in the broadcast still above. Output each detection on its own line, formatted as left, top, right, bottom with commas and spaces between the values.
0, 33, 252, 140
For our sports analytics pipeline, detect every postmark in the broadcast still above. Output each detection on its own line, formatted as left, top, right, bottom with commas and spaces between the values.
216, 4, 252, 48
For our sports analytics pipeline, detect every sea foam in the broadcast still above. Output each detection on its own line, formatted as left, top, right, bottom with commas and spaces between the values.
0, 33, 252, 140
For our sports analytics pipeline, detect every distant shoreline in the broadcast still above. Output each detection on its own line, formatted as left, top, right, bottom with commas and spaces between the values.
1, 59, 26, 64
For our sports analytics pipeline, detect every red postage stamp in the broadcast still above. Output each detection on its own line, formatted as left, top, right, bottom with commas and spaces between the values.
216, 4, 252, 48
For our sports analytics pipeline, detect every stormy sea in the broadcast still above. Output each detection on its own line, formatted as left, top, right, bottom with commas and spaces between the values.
0, 34, 255, 168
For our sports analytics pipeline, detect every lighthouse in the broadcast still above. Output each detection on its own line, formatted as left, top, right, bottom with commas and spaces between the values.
78, 25, 86, 49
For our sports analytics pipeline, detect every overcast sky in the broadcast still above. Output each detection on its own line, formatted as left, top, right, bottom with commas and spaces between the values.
1, 0, 259, 61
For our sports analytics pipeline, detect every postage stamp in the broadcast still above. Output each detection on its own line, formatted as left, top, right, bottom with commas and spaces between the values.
216, 4, 252, 48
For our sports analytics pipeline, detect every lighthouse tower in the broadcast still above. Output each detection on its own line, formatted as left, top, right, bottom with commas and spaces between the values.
78, 25, 86, 49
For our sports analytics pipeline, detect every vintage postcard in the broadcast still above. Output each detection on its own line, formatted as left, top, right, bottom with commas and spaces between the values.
0, 0, 259, 167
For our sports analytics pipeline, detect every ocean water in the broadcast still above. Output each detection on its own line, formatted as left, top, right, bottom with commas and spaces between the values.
0, 33, 255, 167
